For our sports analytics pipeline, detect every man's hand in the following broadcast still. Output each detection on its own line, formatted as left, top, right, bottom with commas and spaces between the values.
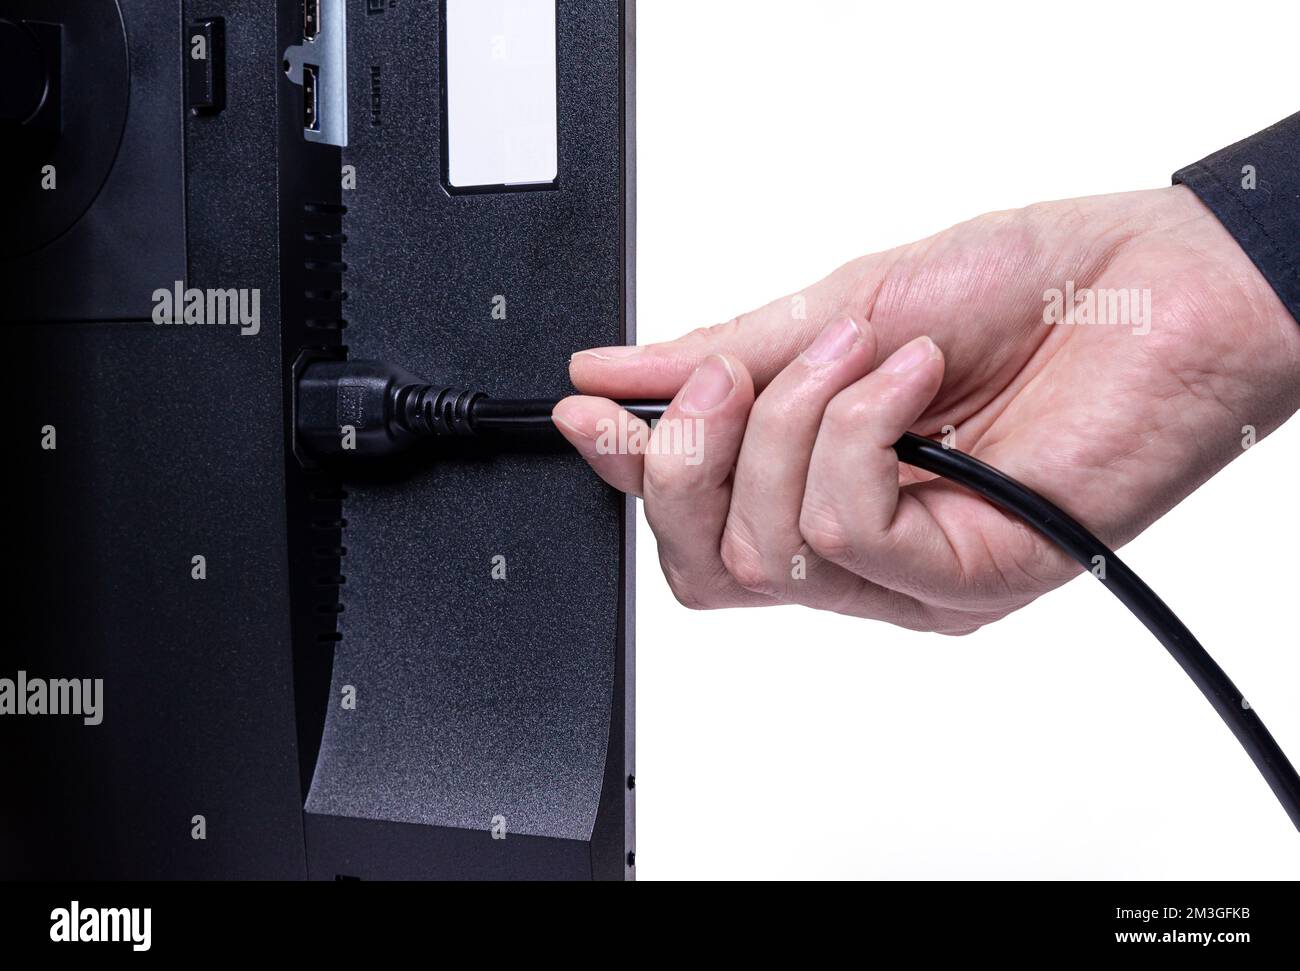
553, 186, 1300, 632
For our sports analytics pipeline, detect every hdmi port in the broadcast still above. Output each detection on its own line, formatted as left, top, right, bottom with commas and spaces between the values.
303, 64, 320, 131
304, 0, 321, 41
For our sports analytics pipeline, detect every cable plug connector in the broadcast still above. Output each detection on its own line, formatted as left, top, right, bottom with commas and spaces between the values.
296, 358, 484, 459
296, 358, 667, 459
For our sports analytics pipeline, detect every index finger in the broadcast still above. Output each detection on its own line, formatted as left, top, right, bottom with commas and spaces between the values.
569, 255, 887, 398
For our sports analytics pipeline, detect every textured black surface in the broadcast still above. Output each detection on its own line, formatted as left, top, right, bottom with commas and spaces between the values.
0, 1, 128, 261
1, 0, 185, 320
3, 0, 308, 879
4, 324, 306, 879
4, 0, 633, 880
304, 0, 633, 863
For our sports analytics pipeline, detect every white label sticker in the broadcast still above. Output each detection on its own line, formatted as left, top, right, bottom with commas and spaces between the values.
445, 0, 558, 189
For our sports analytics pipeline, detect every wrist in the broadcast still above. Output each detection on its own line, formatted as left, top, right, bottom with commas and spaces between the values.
1145, 184, 1300, 438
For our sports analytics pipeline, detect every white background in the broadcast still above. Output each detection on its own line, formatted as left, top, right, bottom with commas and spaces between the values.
634, 0, 1300, 879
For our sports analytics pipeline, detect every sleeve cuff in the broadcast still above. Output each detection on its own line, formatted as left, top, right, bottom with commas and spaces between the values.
1172, 112, 1300, 326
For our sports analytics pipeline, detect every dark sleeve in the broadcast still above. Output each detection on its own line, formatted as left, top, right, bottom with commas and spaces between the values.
1172, 112, 1300, 325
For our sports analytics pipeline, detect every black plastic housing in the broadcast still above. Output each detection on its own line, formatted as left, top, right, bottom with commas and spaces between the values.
4, 0, 636, 881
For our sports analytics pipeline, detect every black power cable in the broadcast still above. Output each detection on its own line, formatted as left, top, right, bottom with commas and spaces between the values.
297, 359, 1300, 832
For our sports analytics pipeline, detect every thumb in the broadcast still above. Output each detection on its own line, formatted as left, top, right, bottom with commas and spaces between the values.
569, 254, 886, 398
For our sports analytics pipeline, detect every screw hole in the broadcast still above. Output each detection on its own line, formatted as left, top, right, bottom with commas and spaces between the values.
626, 851, 635, 868
627, 774, 635, 790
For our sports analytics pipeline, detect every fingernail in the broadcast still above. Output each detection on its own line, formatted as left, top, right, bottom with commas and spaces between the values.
801, 315, 862, 363
552, 413, 591, 440
680, 355, 736, 413
573, 345, 641, 361
879, 336, 937, 374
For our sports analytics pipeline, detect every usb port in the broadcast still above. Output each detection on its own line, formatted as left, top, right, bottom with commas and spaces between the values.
304, 0, 321, 41
303, 64, 320, 131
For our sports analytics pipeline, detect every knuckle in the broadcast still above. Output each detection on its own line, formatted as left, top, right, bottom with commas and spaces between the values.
719, 528, 777, 595
684, 316, 743, 347
641, 455, 686, 497
937, 607, 1009, 636
823, 393, 872, 437
750, 385, 804, 429
798, 504, 856, 566
1017, 198, 1070, 228
680, 325, 717, 346
668, 583, 711, 611
659, 558, 715, 611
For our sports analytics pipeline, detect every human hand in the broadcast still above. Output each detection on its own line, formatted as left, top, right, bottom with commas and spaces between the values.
554, 186, 1300, 632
